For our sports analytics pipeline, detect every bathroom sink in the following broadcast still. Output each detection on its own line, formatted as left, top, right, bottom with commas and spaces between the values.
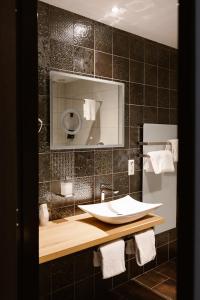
78, 195, 162, 225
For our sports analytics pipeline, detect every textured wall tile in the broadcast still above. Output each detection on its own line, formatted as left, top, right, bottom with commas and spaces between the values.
74, 176, 94, 203
74, 151, 94, 177
50, 39, 73, 71
74, 47, 94, 74
113, 149, 129, 173
145, 86, 157, 106
158, 108, 169, 124
74, 15, 94, 48
38, 36, 50, 69
52, 284, 74, 300
39, 182, 51, 205
95, 22, 112, 53
130, 83, 144, 105
145, 64, 157, 86
113, 56, 129, 81
130, 60, 144, 84
38, 95, 50, 124
38, 2, 49, 38
113, 29, 129, 58
38, 66, 49, 96
95, 51, 112, 78
38, 125, 50, 153
130, 105, 143, 125
94, 150, 112, 175
158, 67, 169, 88
145, 41, 157, 65
158, 88, 169, 108
113, 172, 129, 195
143, 106, 157, 123
39, 154, 50, 182
130, 35, 144, 62
157, 46, 170, 68
51, 152, 74, 180
49, 5, 73, 43
50, 205, 74, 220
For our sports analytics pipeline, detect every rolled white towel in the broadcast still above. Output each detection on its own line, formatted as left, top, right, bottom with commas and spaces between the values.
147, 150, 175, 174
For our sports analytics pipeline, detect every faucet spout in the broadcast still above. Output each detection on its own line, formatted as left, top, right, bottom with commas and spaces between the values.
100, 184, 119, 202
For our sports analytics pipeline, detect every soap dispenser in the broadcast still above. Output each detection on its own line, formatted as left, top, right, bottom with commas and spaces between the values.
39, 203, 49, 226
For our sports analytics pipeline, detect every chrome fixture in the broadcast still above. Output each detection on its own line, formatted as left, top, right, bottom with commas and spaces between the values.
100, 184, 119, 202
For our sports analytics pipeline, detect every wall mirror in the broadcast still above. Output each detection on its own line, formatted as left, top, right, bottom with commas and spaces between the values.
50, 71, 125, 149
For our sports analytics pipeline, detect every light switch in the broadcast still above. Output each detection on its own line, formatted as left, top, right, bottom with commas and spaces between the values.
128, 159, 135, 175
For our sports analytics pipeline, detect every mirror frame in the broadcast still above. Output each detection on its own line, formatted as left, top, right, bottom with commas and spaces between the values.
50, 71, 125, 149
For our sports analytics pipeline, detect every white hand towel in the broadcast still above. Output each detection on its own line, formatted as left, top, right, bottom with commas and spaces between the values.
143, 157, 154, 172
135, 229, 156, 266
148, 150, 175, 174
125, 239, 135, 255
99, 239, 126, 279
83, 99, 96, 121
165, 139, 178, 162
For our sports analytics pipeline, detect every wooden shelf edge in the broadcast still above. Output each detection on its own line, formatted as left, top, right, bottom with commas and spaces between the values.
39, 213, 164, 264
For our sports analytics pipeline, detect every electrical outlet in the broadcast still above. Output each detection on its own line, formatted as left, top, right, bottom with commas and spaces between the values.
128, 159, 135, 175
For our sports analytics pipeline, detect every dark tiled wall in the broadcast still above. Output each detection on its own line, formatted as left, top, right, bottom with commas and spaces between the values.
38, 2, 178, 299
39, 228, 177, 299
38, 1, 178, 219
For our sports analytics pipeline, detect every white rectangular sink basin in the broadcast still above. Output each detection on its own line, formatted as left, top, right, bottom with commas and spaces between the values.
78, 195, 162, 224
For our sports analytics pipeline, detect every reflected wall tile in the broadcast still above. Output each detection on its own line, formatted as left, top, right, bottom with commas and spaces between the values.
170, 70, 177, 90
129, 127, 140, 147
145, 64, 157, 86
129, 148, 142, 171
143, 106, 157, 123
130, 105, 143, 125
157, 244, 169, 265
158, 88, 169, 108
158, 108, 169, 124
113, 56, 129, 81
145, 41, 157, 65
113, 29, 129, 58
73, 15, 94, 48
75, 277, 94, 300
130, 35, 144, 62
38, 2, 49, 38
74, 250, 93, 281
95, 22, 112, 53
39, 182, 51, 205
145, 86, 157, 106
52, 284, 74, 300
50, 205, 74, 220
74, 47, 94, 75
38, 95, 50, 124
170, 109, 178, 124
130, 83, 144, 105
170, 90, 178, 108
158, 67, 169, 88
170, 50, 178, 70
157, 46, 170, 68
94, 150, 112, 175
38, 66, 49, 96
95, 51, 112, 78
51, 255, 74, 291
130, 60, 144, 84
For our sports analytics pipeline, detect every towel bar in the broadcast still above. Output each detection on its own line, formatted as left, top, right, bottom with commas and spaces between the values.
138, 141, 170, 146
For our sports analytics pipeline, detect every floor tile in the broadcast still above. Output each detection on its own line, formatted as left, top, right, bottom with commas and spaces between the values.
135, 270, 168, 288
155, 261, 176, 280
153, 279, 176, 300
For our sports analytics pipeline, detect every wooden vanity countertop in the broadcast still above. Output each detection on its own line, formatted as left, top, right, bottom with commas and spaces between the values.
39, 213, 164, 264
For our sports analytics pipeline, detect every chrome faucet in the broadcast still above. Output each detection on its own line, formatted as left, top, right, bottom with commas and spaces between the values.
100, 184, 119, 202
